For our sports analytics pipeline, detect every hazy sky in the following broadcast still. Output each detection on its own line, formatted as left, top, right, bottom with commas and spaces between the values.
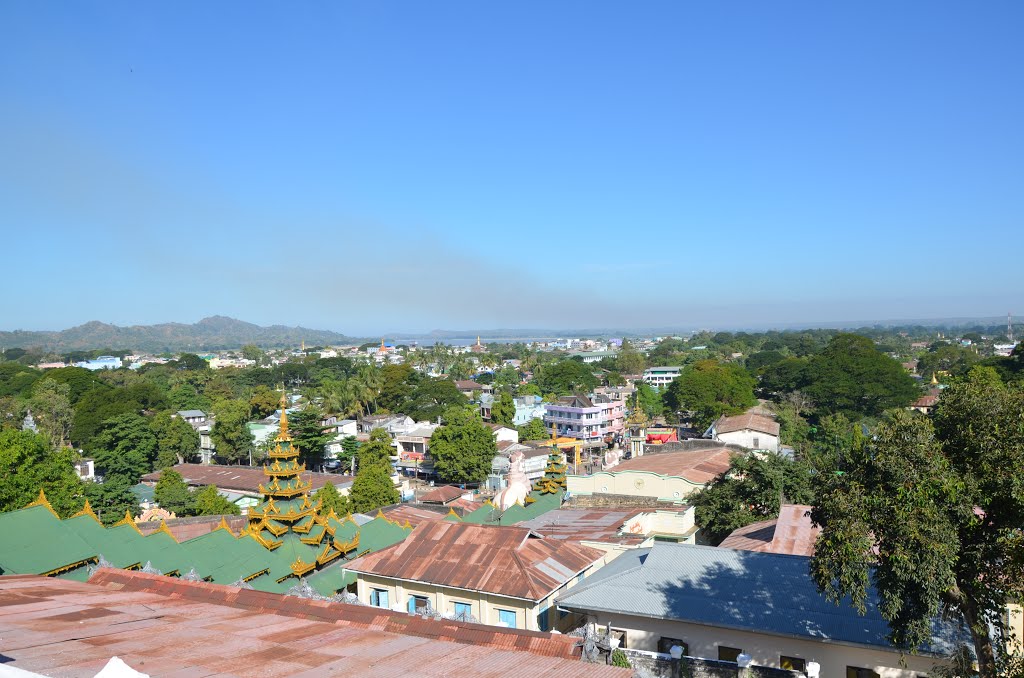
2, 2, 1022, 335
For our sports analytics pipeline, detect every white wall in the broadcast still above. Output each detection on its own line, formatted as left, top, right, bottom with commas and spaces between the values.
588, 611, 946, 677
716, 429, 779, 453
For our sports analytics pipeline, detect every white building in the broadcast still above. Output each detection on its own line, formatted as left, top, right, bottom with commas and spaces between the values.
642, 366, 682, 388
705, 413, 780, 453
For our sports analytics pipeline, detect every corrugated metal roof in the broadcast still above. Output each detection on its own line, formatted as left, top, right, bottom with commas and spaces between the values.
557, 543, 967, 655
346, 521, 603, 601
0, 571, 631, 677
605, 448, 735, 484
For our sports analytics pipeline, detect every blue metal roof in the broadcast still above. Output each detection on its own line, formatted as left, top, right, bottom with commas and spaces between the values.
556, 543, 966, 656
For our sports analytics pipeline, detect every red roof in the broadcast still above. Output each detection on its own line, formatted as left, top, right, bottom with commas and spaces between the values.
608, 448, 735, 485
913, 395, 939, 408
346, 522, 604, 601
0, 571, 630, 677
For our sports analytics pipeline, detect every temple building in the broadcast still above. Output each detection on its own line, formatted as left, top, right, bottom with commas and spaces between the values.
0, 393, 411, 596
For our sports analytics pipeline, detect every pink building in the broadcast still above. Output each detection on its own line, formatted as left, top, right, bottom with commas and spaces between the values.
543, 394, 625, 450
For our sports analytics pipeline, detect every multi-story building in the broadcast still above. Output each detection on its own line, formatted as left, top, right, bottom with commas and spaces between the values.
513, 395, 546, 426
544, 394, 625, 450
642, 366, 682, 388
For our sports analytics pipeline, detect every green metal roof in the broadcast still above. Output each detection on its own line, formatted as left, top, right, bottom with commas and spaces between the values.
0, 506, 97, 575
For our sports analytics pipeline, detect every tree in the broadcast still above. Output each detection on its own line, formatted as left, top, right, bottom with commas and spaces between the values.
534, 360, 599, 396
337, 435, 359, 474
810, 368, 1024, 677
348, 429, 399, 513
0, 429, 84, 517
402, 377, 467, 422
490, 391, 516, 427
633, 382, 664, 420
154, 469, 195, 516
37, 367, 103, 404
803, 334, 918, 419
429, 407, 497, 484
169, 383, 210, 412
193, 485, 240, 515
29, 379, 74, 449
517, 417, 549, 442
662, 360, 756, 430
313, 481, 351, 516
249, 385, 281, 418
691, 451, 815, 545
241, 344, 265, 364
616, 339, 646, 375
211, 399, 254, 464
290, 405, 332, 469
90, 413, 158, 485
172, 353, 210, 372
84, 475, 139, 526
150, 411, 200, 468
917, 344, 979, 382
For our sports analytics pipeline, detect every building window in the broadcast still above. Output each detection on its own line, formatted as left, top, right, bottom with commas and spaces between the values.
846, 669, 881, 678
369, 588, 389, 608
452, 601, 472, 621
781, 656, 806, 672
537, 606, 551, 632
718, 646, 742, 663
408, 595, 430, 613
753, 437, 760, 449
658, 638, 687, 656
497, 609, 517, 628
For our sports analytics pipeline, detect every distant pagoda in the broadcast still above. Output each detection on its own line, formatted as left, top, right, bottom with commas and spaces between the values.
246, 394, 359, 577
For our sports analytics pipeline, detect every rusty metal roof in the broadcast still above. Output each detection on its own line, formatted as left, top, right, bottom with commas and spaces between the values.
419, 485, 465, 504
345, 522, 604, 601
0, 571, 631, 677
608, 448, 735, 484
517, 508, 647, 545
141, 463, 353, 494
718, 504, 819, 557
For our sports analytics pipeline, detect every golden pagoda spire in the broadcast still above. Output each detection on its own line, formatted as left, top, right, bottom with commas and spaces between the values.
278, 392, 289, 439
931, 372, 938, 385
381, 337, 386, 349
476, 335, 481, 347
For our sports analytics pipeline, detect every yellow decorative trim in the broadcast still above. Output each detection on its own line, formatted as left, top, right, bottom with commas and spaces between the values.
42, 557, 97, 577
215, 516, 235, 535
333, 533, 360, 554
243, 568, 269, 582
71, 499, 102, 523
25, 489, 59, 517
403, 519, 413, 530
113, 510, 143, 534
150, 520, 179, 542
446, 508, 461, 520
290, 556, 315, 577
316, 544, 341, 566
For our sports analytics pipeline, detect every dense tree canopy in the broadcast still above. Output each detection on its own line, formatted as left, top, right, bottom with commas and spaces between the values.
348, 429, 399, 513
0, 429, 84, 517
534, 360, 599, 397
289, 405, 332, 469
810, 368, 1024, 677
803, 334, 918, 418
211, 399, 254, 464
662, 360, 757, 430
429, 407, 497, 484
90, 413, 158, 485
154, 469, 195, 516
517, 417, 550, 442
193, 485, 240, 515
490, 391, 515, 427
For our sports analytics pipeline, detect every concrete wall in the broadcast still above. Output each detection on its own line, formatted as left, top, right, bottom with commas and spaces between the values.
589, 611, 946, 677
624, 651, 801, 678
568, 470, 702, 502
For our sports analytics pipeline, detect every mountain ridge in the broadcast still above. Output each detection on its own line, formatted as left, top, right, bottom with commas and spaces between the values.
0, 317, 363, 353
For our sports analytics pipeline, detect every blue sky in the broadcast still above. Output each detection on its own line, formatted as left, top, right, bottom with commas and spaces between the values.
2, 2, 1022, 335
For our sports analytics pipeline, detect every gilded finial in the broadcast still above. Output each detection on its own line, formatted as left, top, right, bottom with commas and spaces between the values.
26, 488, 58, 517
277, 392, 290, 439
71, 499, 101, 523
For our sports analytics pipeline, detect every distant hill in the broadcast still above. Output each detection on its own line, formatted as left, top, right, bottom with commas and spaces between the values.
0, 316, 364, 353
